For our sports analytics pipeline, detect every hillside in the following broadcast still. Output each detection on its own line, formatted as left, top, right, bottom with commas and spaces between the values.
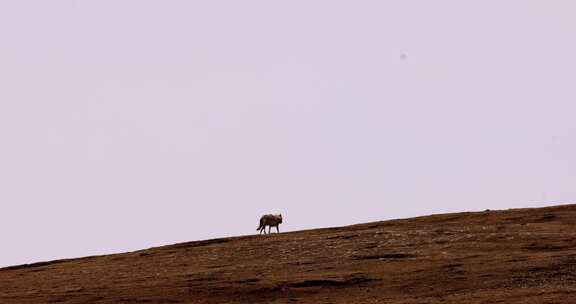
2, 205, 576, 303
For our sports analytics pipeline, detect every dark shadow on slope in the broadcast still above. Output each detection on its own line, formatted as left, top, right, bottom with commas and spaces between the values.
354, 253, 416, 260
288, 277, 379, 288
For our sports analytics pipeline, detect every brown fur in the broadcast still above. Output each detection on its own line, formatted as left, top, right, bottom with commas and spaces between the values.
257, 214, 283, 234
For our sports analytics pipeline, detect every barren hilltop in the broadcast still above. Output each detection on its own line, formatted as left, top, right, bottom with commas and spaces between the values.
2, 205, 576, 303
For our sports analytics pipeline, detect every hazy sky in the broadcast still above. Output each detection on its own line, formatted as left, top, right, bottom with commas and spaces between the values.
1, 1, 575, 267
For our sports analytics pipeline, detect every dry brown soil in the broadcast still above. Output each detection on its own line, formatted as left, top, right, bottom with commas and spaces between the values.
2, 204, 576, 303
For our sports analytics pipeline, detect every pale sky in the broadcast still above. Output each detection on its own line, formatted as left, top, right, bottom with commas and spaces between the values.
1, 1, 575, 267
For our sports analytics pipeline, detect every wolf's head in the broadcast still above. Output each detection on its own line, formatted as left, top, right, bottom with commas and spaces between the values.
277, 213, 283, 223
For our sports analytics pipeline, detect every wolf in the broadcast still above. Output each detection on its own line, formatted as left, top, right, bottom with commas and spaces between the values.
257, 214, 283, 235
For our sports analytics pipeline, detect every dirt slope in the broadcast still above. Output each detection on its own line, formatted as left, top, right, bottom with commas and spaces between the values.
2, 205, 576, 303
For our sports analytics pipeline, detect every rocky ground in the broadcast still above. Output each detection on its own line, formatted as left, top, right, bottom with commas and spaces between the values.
2, 204, 576, 303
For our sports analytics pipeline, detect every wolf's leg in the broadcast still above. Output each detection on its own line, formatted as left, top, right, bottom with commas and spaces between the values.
276, 225, 279, 233
268, 226, 271, 234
